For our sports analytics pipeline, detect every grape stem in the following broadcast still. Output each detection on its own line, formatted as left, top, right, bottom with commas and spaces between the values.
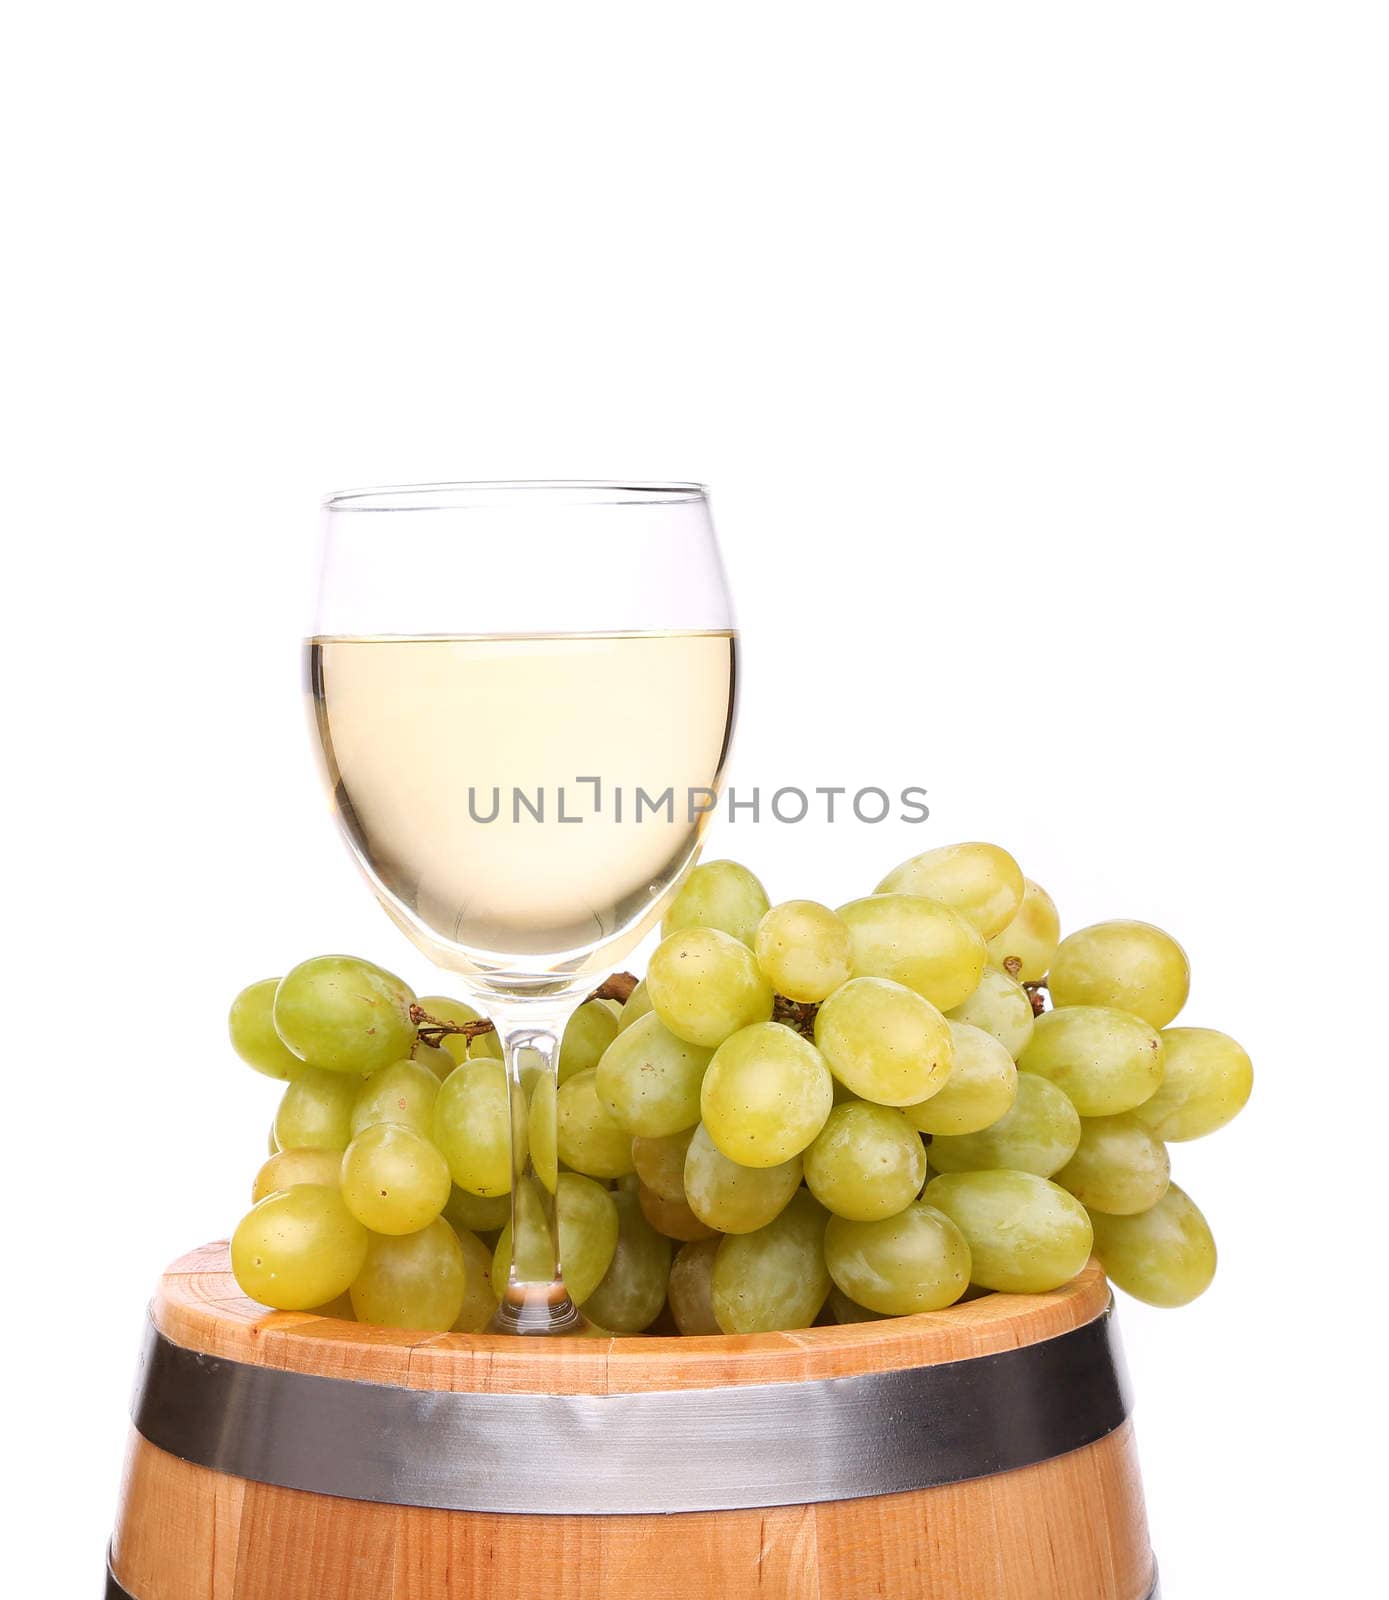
1022, 981, 1051, 1017
772, 994, 821, 1040
1002, 955, 1051, 1017
409, 971, 640, 1049
589, 971, 640, 1005
408, 1008, 497, 1049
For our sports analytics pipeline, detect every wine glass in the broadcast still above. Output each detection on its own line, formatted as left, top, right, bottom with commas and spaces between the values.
308, 482, 737, 1333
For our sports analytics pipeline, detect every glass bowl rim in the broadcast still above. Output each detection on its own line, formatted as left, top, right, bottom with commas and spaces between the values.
323, 480, 709, 512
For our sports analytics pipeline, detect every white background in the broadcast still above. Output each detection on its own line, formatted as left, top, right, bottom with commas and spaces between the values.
4, 4, 1386, 1596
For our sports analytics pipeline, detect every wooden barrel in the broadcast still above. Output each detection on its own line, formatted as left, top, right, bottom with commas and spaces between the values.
108, 1243, 1157, 1600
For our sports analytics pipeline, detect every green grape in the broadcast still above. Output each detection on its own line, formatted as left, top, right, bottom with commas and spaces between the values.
803, 1102, 927, 1221
412, 1041, 458, 1081
753, 900, 854, 1002
527, 1071, 558, 1191
924, 1170, 1093, 1294
631, 1126, 697, 1202
906, 1021, 1018, 1136
557, 1067, 637, 1179
267, 1121, 279, 1155
646, 928, 775, 1049
581, 1190, 672, 1332
559, 999, 622, 1083
925, 1071, 1081, 1176
1048, 921, 1190, 1029
350, 1059, 440, 1138
985, 878, 1061, 983
349, 1217, 467, 1331
442, 1184, 511, 1234
667, 1237, 722, 1333
232, 1185, 368, 1310
1089, 1183, 1217, 1307
947, 967, 1035, 1059
1052, 1114, 1170, 1215
828, 1285, 890, 1323
662, 859, 771, 946
272, 955, 417, 1075
416, 994, 503, 1063
830, 1075, 860, 1106
1019, 1005, 1165, 1116
813, 977, 954, 1107
958, 1283, 997, 1303
228, 978, 309, 1080
432, 1059, 514, 1196
875, 842, 1025, 939
340, 1122, 452, 1234
273, 1068, 360, 1152
711, 1190, 831, 1333
637, 1181, 718, 1241
683, 1122, 802, 1233
700, 1022, 833, 1166
491, 1173, 619, 1305
616, 979, 655, 1033
838, 894, 988, 1012
450, 1226, 499, 1332
824, 1200, 972, 1314
595, 1013, 713, 1139
1131, 1027, 1253, 1141
307, 1291, 356, 1320
516, 1045, 548, 1098
490, 1176, 549, 1284
251, 1146, 342, 1203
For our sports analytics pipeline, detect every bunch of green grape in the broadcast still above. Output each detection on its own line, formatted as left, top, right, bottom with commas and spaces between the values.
225, 843, 1251, 1336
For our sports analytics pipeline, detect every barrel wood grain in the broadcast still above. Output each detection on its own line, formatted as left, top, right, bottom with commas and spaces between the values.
111, 1244, 1155, 1600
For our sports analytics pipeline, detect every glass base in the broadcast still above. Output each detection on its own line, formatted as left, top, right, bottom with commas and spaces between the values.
489, 1283, 586, 1336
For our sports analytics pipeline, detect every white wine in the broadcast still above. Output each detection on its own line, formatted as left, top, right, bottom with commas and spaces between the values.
308, 632, 737, 986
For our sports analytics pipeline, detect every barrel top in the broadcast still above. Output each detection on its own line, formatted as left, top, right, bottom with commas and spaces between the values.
152, 1243, 1112, 1395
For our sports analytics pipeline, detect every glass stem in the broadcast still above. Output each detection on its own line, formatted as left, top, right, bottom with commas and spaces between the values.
487, 1000, 584, 1335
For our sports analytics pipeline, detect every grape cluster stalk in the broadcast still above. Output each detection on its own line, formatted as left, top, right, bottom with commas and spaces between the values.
226, 843, 1251, 1334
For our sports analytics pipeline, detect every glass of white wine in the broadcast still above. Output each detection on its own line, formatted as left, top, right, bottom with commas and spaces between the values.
308, 482, 737, 1333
